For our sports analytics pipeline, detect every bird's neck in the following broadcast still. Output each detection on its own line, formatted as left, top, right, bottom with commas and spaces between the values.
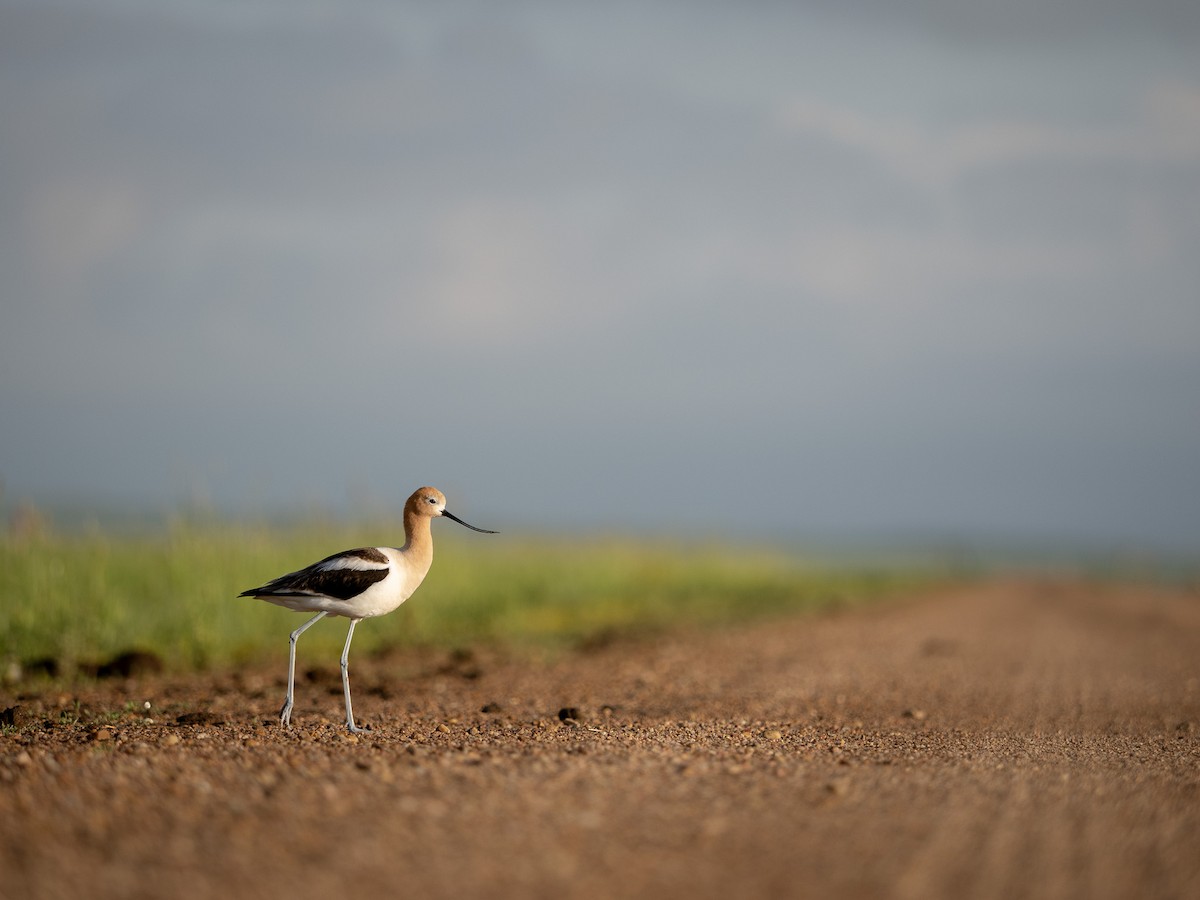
401, 510, 434, 568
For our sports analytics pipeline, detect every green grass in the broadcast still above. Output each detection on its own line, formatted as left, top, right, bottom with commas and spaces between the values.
0, 522, 942, 673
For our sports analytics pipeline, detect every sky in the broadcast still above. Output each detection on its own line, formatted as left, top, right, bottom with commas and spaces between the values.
2, 0, 1199, 552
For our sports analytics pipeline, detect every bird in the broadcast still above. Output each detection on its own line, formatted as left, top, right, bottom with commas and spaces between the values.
239, 486, 496, 733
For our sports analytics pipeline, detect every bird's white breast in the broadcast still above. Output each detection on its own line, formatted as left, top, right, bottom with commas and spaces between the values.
345, 547, 429, 619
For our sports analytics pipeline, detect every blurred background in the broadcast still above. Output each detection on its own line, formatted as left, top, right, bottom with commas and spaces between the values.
2, 0, 1199, 558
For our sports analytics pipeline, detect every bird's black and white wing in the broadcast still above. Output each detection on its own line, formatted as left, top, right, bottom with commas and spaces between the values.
239, 547, 391, 602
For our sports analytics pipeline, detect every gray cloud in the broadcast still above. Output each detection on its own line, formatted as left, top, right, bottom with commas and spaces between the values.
2, 1, 1198, 551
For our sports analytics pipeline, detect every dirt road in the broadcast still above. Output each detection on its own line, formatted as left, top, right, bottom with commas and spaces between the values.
3, 579, 1198, 899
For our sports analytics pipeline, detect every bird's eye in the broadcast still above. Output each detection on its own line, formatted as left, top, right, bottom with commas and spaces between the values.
427, 497, 436, 504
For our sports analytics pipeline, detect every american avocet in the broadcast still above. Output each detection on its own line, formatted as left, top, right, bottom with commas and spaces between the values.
239, 487, 496, 733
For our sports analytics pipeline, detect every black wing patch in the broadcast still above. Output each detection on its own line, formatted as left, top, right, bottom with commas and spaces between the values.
330, 547, 388, 566
240, 548, 390, 601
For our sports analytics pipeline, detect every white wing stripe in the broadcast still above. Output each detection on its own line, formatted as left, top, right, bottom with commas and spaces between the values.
316, 551, 390, 572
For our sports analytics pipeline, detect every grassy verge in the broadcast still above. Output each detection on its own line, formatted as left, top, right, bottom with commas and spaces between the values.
1, 523, 943, 673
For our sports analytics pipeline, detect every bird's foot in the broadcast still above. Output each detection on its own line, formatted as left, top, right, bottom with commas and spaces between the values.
279, 700, 294, 728
346, 720, 369, 734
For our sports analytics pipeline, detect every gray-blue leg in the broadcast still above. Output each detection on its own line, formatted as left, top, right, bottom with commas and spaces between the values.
281, 611, 327, 728
341, 619, 364, 733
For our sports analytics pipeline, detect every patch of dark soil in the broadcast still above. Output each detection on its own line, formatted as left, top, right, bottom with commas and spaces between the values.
78, 650, 165, 679
174, 711, 226, 726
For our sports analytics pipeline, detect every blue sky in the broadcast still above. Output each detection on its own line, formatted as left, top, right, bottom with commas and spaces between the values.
2, 1, 1199, 551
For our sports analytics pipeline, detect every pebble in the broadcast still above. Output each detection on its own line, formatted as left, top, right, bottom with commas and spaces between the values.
91, 728, 114, 742
162, 734, 181, 747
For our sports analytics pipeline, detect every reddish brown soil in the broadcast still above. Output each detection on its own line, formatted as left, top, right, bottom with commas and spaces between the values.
3, 579, 1199, 900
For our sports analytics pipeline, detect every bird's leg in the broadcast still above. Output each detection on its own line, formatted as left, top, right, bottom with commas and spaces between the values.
281, 612, 326, 728
341, 619, 366, 733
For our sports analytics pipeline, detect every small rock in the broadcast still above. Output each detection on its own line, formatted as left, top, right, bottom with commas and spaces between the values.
902, 709, 927, 721
90, 727, 114, 742
481, 702, 503, 713
14, 751, 33, 767
558, 707, 581, 723
0, 705, 18, 727
162, 734, 181, 747
766, 730, 783, 741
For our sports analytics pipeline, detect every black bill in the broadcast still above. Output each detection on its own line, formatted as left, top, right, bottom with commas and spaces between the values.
442, 510, 498, 533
